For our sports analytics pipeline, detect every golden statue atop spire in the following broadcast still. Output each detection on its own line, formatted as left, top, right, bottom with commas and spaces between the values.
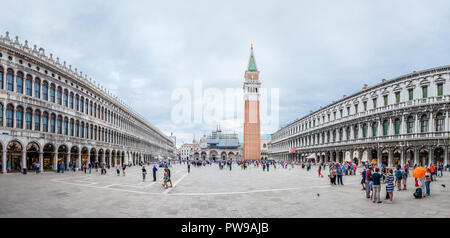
251, 43, 253, 48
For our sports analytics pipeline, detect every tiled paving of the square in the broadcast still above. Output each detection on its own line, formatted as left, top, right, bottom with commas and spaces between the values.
0, 164, 449, 217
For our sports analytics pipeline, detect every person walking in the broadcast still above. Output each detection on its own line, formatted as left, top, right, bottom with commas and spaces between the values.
402, 168, 408, 190
116, 164, 121, 176
153, 165, 158, 181
35, 161, 40, 174
167, 167, 173, 188
395, 167, 403, 191
88, 162, 92, 174
361, 168, 366, 190
385, 169, 395, 203
187, 162, 191, 173
61, 161, 65, 173
162, 168, 168, 189
142, 165, 147, 182
122, 163, 126, 176
372, 168, 382, 203
318, 163, 323, 178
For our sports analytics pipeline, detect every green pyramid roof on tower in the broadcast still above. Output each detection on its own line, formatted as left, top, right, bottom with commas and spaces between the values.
247, 46, 258, 72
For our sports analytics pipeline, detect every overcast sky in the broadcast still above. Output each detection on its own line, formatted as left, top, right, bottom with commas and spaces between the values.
2, 0, 450, 147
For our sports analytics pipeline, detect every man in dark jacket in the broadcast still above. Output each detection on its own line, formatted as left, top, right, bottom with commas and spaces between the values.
153, 165, 158, 181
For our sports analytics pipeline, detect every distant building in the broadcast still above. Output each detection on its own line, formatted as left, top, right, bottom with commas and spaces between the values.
260, 138, 271, 160
192, 127, 241, 161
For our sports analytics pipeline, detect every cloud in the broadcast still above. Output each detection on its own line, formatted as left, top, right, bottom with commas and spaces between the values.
2, 0, 450, 147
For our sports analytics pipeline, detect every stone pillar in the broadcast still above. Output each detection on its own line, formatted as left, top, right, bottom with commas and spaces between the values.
377, 148, 382, 167
444, 146, 449, 167
2, 103, 5, 127
95, 151, 99, 163
428, 146, 433, 167
400, 148, 405, 167
2, 150, 6, 174
39, 152, 43, 172
358, 150, 362, 165
77, 153, 81, 169
388, 148, 393, 167
22, 150, 27, 172
53, 152, 58, 171
414, 147, 418, 166
401, 116, 406, 135
66, 151, 70, 170
429, 112, 434, 133
415, 114, 419, 133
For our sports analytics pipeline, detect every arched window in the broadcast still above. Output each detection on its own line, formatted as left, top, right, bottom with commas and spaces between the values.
63, 90, 68, 107
372, 122, 377, 137
42, 82, 48, 100
346, 127, 350, 140
332, 130, 336, 142
80, 97, 84, 113
436, 113, 444, 132
80, 122, 84, 138
49, 84, 55, 103
34, 110, 41, 131
0, 103, 3, 126
407, 116, 414, 133
57, 87, 62, 105
420, 115, 428, 133
16, 106, 24, 128
75, 121, 79, 137
69, 93, 74, 109
394, 118, 401, 135
362, 123, 367, 138
63, 117, 68, 135
0, 66, 3, 90
69, 119, 74, 136
34, 78, 40, 98
90, 125, 93, 139
6, 104, 14, 127
25, 75, 32, 96
339, 128, 343, 141
6, 69, 14, 91
75, 95, 79, 111
50, 114, 56, 133
25, 108, 32, 130
85, 100, 88, 114
16, 72, 24, 94
57, 115, 62, 134
383, 120, 389, 136
354, 125, 359, 139
42, 112, 48, 132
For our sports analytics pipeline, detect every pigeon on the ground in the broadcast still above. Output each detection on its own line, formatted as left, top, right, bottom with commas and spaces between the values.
441, 184, 446, 188
317, 193, 320, 197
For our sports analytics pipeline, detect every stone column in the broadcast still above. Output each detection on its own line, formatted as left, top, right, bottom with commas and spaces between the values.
22, 150, 27, 171
66, 151, 70, 170
39, 152, 43, 172
429, 112, 434, 133
53, 152, 57, 171
446, 111, 449, 134
2, 104, 5, 127
400, 148, 405, 167
414, 147, 418, 166
77, 152, 81, 169
2, 150, 6, 174
444, 146, 449, 167
377, 148, 382, 167
415, 114, 419, 134
401, 116, 406, 135
388, 148, 393, 167
428, 146, 433, 166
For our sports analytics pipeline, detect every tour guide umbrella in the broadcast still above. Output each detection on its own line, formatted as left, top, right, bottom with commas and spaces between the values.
412, 166, 427, 178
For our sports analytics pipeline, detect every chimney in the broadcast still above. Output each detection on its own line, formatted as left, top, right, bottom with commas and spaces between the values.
343, 94, 347, 98
382, 78, 387, 83
362, 84, 368, 90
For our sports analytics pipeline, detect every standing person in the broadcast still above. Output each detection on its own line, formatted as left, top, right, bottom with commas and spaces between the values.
61, 161, 65, 173
402, 168, 408, 190
142, 165, 147, 182
372, 168, 382, 203
162, 168, 168, 189
167, 167, 173, 188
35, 161, 40, 174
116, 164, 121, 176
361, 168, 366, 190
385, 169, 395, 203
152, 165, 158, 181
424, 169, 431, 197
88, 162, 92, 174
122, 163, 126, 176
365, 167, 373, 199
187, 162, 191, 174
336, 165, 343, 185
267, 163, 269, 172
318, 163, 323, 177
395, 167, 403, 191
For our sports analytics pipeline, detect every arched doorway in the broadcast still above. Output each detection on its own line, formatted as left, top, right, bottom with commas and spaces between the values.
419, 147, 429, 167
201, 152, 207, 160
221, 151, 227, 160
370, 149, 378, 165
104, 149, 109, 166
57, 145, 68, 168
81, 147, 89, 165
434, 147, 444, 165
381, 149, 389, 167
70, 146, 79, 167
210, 150, 218, 161
405, 148, 414, 166
7, 140, 23, 172
43, 143, 55, 171
90, 148, 97, 165
228, 152, 235, 160
26, 142, 40, 170
393, 149, 401, 166
116, 151, 121, 165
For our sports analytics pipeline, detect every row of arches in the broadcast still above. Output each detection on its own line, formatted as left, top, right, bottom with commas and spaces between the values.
191, 150, 241, 161
0, 140, 153, 173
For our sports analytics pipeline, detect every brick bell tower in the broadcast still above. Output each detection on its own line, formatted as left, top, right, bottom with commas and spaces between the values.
243, 43, 261, 161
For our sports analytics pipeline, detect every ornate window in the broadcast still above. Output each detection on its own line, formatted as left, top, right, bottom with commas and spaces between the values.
6, 69, 14, 91
354, 104, 358, 114
63, 118, 68, 135
420, 115, 428, 132
395, 92, 400, 103
362, 123, 367, 138
0, 66, 3, 90
80, 97, 84, 113
75, 95, 79, 111
57, 87, 62, 105
34, 78, 40, 98
70, 119, 74, 136
354, 125, 359, 139
372, 98, 377, 109
383, 120, 389, 136
42, 82, 48, 100
75, 121, 79, 137
69, 93, 74, 109
16, 106, 23, 128
408, 88, 413, 100
34, 110, 41, 131
16, 72, 23, 94
42, 112, 48, 132
422, 86, 428, 98
394, 118, 401, 135
372, 122, 377, 137
50, 114, 56, 133
50, 84, 55, 103
25, 108, 32, 130
6, 104, 13, 127
80, 122, 84, 138
436, 113, 444, 131
25, 75, 32, 96
63, 90, 68, 107
407, 116, 414, 133
57, 116, 62, 134
437, 83, 443, 97
363, 101, 367, 111
383, 95, 388, 106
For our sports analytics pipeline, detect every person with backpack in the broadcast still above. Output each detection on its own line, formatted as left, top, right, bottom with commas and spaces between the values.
372, 168, 382, 203
402, 168, 408, 190
365, 167, 373, 199
395, 167, 403, 191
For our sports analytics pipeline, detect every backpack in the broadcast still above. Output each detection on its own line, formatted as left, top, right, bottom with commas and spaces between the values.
413, 188, 422, 199
395, 170, 402, 179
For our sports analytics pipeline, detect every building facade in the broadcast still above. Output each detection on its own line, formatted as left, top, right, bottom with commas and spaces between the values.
192, 128, 241, 161
260, 138, 271, 160
0, 32, 175, 173
270, 66, 450, 168
243, 44, 261, 160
